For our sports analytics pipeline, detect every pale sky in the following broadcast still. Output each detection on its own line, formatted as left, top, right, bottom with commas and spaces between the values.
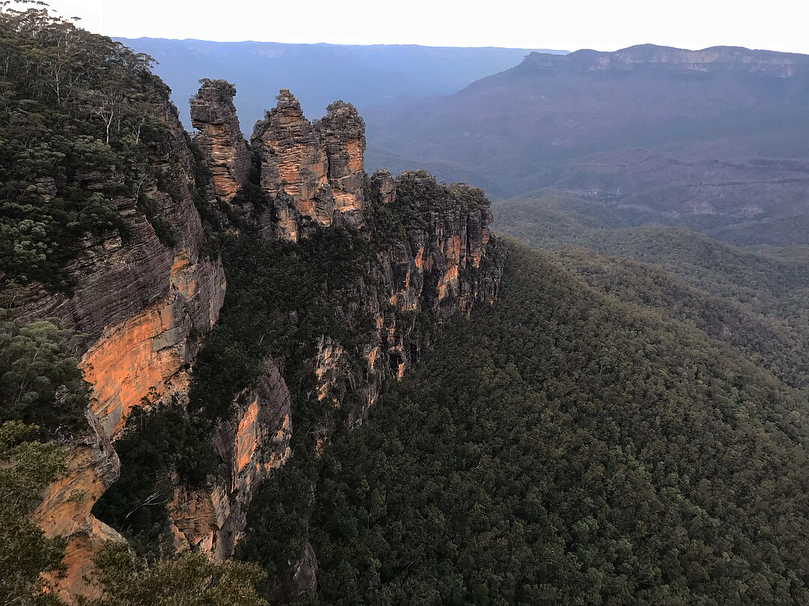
21, 0, 809, 54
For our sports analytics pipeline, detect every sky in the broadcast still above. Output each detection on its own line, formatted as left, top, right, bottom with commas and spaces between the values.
20, 0, 809, 54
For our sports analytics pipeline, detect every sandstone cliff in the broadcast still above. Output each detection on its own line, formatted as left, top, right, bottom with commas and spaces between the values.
314, 169, 499, 429
190, 79, 252, 202
181, 83, 502, 600
21, 76, 501, 604
17, 97, 227, 601
250, 90, 366, 240
169, 358, 291, 560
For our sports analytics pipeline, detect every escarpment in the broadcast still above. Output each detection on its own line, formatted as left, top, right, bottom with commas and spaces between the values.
17, 95, 226, 601
522, 44, 809, 78
176, 81, 501, 597
20, 73, 499, 605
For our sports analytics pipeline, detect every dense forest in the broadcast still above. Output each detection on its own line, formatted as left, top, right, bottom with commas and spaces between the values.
0, 6, 194, 293
233, 242, 809, 604
494, 192, 809, 391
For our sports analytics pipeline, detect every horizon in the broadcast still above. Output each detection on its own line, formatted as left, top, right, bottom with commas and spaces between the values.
113, 37, 809, 57
19, 0, 809, 56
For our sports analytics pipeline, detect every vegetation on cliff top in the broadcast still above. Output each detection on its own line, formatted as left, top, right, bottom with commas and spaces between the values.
0, 6, 190, 292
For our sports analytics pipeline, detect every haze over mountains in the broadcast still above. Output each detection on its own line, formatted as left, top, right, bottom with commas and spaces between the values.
365, 45, 809, 238
118, 38, 563, 129
125, 39, 809, 245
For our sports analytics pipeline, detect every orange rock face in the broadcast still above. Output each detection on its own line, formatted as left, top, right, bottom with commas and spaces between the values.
33, 411, 122, 603
168, 358, 292, 560
80, 251, 225, 437
251, 91, 366, 240
190, 79, 252, 201
36, 248, 225, 602
251, 90, 333, 240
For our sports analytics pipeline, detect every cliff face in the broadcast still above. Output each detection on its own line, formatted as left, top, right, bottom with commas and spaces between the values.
169, 358, 291, 560
21, 102, 227, 601
310, 169, 499, 434
23, 76, 500, 604
187, 80, 500, 446
250, 90, 366, 240
190, 79, 252, 201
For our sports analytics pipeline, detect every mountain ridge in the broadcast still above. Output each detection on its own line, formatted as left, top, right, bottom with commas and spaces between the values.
364, 43, 809, 241
116, 37, 565, 131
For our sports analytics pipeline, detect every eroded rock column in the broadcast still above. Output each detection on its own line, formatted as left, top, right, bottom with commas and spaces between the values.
190, 79, 252, 201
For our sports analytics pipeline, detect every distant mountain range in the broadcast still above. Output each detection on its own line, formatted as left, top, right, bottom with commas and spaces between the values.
117, 38, 565, 130
364, 44, 809, 241
117, 39, 809, 245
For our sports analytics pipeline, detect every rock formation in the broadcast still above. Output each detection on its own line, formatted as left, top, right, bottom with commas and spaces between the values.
315, 101, 366, 225
251, 90, 366, 240
371, 168, 396, 204
309, 169, 499, 432
169, 358, 291, 560
20, 78, 500, 604
19, 98, 227, 602
190, 79, 252, 201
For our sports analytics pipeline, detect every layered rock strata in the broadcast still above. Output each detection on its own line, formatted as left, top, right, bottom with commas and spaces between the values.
22, 100, 227, 602
190, 79, 252, 201
251, 90, 366, 240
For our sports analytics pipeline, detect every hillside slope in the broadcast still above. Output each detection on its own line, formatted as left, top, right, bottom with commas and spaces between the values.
365, 45, 809, 239
6, 10, 809, 606
494, 193, 809, 389
237, 241, 809, 604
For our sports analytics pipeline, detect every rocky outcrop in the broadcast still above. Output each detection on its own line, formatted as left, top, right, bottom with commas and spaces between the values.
395, 173, 494, 307
33, 409, 122, 601
250, 90, 331, 240
22, 77, 500, 604
313, 170, 500, 429
371, 168, 396, 204
190, 79, 252, 201
315, 101, 366, 226
79, 251, 225, 438
169, 358, 291, 560
20, 99, 227, 602
251, 90, 366, 240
